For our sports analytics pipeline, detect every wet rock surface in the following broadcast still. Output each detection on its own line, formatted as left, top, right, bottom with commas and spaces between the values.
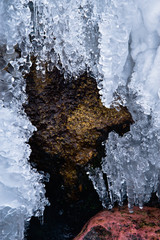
74, 206, 160, 240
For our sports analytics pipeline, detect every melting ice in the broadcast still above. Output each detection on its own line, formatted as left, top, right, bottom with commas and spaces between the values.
1, 1, 160, 239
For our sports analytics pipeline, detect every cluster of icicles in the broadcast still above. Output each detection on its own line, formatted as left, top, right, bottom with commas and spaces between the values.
1, 0, 160, 238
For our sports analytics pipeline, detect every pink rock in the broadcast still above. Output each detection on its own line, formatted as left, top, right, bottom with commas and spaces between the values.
74, 206, 160, 240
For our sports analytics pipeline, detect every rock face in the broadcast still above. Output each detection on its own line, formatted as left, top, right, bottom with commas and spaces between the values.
74, 206, 160, 240
25, 58, 133, 190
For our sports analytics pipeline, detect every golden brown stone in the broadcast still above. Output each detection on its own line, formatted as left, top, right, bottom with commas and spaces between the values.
24, 59, 133, 190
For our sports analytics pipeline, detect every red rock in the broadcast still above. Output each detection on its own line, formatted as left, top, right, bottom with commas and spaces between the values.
74, 206, 160, 240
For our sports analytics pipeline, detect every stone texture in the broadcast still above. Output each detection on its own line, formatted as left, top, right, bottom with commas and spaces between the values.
24, 57, 133, 189
74, 206, 160, 240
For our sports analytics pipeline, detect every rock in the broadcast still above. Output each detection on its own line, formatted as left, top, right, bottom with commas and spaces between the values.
74, 206, 160, 240
24, 57, 133, 193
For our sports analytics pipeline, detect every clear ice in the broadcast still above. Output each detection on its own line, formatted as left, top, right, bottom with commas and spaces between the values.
1, 1, 160, 238
0, 1, 48, 239
86, 0, 160, 211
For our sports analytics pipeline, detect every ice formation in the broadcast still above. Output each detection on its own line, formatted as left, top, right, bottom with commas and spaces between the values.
1, 0, 160, 237
0, 1, 48, 239
87, 0, 160, 211
89, 96, 160, 212
96, 0, 135, 106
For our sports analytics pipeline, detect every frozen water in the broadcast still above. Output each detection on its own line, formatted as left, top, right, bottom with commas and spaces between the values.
102, 107, 160, 211
1, 0, 160, 234
84, 1, 160, 211
88, 96, 160, 211
30, 0, 100, 78
1, 0, 159, 126
0, 91, 48, 240
14, 0, 160, 128
0, 1, 48, 239
96, 0, 135, 106
86, 166, 110, 208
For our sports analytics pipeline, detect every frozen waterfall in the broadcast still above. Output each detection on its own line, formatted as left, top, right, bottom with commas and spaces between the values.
1, 0, 160, 238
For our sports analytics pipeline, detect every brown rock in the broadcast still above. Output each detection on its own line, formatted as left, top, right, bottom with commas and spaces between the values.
24, 57, 133, 190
